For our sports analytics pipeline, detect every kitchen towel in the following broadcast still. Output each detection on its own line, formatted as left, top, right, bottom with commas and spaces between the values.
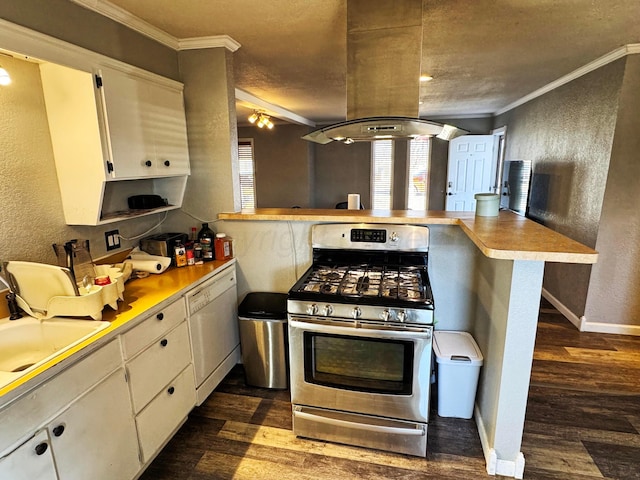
348, 194, 360, 209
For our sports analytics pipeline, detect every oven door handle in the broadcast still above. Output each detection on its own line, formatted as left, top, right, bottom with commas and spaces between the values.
294, 409, 426, 437
289, 318, 432, 339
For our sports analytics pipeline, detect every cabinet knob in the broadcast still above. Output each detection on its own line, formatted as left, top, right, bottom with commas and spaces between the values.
145, 160, 152, 167
164, 160, 171, 167
160, 338, 168, 347
167, 386, 175, 395
52, 425, 65, 437
156, 313, 164, 321
35, 442, 48, 456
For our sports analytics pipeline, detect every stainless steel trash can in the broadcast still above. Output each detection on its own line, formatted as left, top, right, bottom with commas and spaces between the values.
238, 292, 289, 389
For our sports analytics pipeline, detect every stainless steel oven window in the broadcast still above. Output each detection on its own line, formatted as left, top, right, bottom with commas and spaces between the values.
303, 332, 414, 394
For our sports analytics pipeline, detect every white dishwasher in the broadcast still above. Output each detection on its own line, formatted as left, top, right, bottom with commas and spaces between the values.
185, 264, 240, 405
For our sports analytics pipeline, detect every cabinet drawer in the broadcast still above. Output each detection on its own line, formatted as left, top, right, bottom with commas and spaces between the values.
0, 339, 122, 455
127, 321, 191, 413
136, 365, 196, 463
122, 298, 186, 359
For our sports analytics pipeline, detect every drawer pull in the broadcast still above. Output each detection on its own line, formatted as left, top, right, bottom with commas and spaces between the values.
167, 386, 175, 395
156, 313, 164, 321
35, 442, 48, 456
52, 425, 65, 437
160, 339, 168, 347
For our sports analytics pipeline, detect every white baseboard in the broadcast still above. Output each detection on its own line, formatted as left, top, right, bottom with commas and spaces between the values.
541, 288, 640, 336
474, 405, 525, 478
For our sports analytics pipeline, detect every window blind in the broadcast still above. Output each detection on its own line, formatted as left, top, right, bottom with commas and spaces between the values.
371, 140, 394, 209
407, 138, 430, 210
238, 140, 256, 209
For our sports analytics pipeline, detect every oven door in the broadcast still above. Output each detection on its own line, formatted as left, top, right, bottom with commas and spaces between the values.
288, 316, 433, 423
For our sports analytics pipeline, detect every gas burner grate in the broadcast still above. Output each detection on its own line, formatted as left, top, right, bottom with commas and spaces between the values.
297, 264, 429, 302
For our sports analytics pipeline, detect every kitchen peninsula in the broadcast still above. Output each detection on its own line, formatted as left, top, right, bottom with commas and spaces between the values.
218, 208, 597, 479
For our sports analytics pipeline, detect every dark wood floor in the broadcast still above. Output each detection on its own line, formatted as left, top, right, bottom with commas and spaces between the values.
141, 301, 640, 479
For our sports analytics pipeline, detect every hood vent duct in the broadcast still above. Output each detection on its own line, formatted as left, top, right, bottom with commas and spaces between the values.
302, 117, 468, 144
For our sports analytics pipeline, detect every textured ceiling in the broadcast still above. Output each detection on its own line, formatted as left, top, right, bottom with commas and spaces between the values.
102, 0, 640, 124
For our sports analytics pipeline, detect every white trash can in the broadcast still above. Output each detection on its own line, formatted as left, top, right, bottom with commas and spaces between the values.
433, 331, 483, 419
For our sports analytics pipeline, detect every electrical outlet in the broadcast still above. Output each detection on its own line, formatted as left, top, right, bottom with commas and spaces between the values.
105, 229, 121, 251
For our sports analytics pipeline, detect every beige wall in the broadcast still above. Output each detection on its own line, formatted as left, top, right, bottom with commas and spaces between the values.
494, 58, 628, 325
237, 124, 314, 208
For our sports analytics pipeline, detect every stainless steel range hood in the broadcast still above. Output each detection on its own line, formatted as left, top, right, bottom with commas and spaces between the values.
302, 1, 468, 145
302, 117, 468, 144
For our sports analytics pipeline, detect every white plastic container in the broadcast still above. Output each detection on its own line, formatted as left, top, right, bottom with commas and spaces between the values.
474, 193, 499, 217
433, 331, 483, 419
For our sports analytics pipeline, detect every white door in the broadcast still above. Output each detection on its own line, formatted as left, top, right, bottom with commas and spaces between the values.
445, 135, 496, 211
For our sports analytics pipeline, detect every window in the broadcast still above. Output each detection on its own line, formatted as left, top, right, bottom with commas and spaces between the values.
238, 139, 256, 209
406, 138, 431, 210
371, 140, 394, 209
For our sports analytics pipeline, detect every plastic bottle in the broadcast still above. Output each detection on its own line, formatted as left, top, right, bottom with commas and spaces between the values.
214, 233, 233, 260
198, 223, 215, 261
174, 241, 187, 267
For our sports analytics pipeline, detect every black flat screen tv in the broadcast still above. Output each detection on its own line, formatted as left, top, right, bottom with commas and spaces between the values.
499, 160, 531, 216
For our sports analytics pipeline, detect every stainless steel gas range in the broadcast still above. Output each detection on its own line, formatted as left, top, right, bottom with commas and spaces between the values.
287, 223, 434, 457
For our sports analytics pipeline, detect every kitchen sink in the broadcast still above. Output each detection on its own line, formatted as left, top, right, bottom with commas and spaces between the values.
0, 316, 110, 388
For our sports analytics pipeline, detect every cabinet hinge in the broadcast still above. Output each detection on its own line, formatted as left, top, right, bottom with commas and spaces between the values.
95, 74, 103, 88
107, 161, 114, 173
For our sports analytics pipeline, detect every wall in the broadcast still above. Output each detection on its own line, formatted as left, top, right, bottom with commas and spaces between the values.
494, 59, 624, 321
238, 124, 314, 208
0, 0, 179, 80
0, 54, 162, 266
313, 141, 372, 208
583, 55, 640, 328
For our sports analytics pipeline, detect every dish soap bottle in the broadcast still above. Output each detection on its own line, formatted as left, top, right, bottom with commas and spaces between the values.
198, 223, 215, 262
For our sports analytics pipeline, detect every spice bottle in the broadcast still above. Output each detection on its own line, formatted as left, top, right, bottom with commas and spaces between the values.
174, 242, 187, 267
214, 233, 233, 260
198, 223, 215, 261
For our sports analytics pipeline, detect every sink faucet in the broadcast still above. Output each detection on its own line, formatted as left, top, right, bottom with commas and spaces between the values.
0, 268, 23, 320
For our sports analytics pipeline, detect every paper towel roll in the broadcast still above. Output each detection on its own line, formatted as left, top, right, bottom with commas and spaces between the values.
124, 258, 170, 274
348, 193, 360, 210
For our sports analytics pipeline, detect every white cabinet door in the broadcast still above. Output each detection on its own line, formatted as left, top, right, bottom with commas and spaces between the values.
136, 365, 196, 463
0, 430, 57, 480
98, 67, 190, 179
126, 321, 192, 413
147, 81, 191, 176
49, 368, 140, 480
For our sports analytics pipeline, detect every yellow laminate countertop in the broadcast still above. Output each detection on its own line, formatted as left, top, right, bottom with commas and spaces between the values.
218, 208, 598, 264
0, 259, 234, 400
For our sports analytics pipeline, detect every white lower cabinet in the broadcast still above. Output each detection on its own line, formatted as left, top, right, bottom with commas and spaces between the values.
136, 366, 196, 463
0, 430, 57, 480
121, 298, 196, 466
48, 368, 140, 480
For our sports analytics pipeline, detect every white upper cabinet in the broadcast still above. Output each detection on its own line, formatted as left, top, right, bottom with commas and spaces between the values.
40, 62, 190, 225
97, 66, 190, 179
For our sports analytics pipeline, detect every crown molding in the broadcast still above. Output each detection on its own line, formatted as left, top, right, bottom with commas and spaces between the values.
178, 36, 241, 52
70, 0, 179, 49
495, 43, 640, 116
70, 0, 241, 52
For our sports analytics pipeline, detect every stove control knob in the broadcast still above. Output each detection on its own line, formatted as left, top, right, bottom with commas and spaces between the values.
306, 304, 318, 315
390, 232, 399, 242
379, 309, 390, 321
397, 310, 407, 323
322, 305, 333, 316
351, 306, 362, 319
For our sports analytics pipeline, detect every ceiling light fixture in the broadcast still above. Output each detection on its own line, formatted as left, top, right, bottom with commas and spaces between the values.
248, 110, 274, 129
419, 75, 433, 82
0, 66, 11, 86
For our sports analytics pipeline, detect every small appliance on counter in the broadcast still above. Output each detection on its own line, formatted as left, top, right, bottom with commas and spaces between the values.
140, 233, 188, 258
